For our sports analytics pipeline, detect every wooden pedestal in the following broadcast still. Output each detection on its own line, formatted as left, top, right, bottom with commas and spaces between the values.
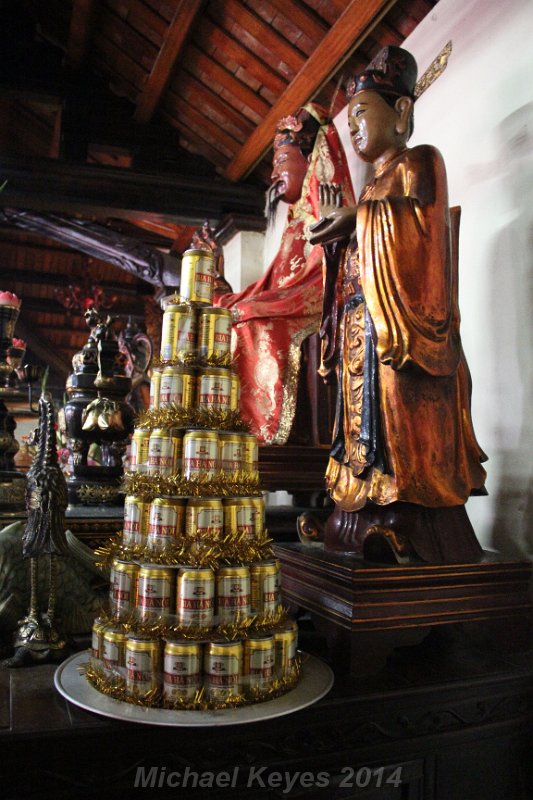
274, 542, 533, 676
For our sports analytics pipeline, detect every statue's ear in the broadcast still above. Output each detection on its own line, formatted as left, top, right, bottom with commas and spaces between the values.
394, 96, 413, 138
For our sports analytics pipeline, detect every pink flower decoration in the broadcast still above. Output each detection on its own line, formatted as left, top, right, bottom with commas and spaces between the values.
0, 291, 21, 308
12, 338, 26, 349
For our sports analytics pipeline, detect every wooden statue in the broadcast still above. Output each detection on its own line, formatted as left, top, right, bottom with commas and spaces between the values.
309, 46, 487, 563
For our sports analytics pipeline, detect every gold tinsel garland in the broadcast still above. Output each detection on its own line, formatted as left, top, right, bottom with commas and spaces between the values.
122, 469, 261, 501
135, 405, 249, 433
151, 352, 233, 370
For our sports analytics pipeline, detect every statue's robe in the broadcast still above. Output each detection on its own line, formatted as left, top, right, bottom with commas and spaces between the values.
324, 144, 487, 510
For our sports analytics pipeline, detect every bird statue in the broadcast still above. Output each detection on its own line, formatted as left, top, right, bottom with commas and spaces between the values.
12, 389, 69, 663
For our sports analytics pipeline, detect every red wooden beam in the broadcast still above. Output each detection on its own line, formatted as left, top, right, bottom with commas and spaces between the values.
66, 0, 98, 69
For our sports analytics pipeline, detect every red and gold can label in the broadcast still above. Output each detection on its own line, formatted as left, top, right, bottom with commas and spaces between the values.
147, 429, 181, 475
110, 559, 140, 613
180, 248, 216, 304
198, 307, 232, 360
222, 497, 263, 539
243, 636, 275, 689
185, 498, 224, 538
160, 302, 197, 362
250, 560, 280, 614
204, 641, 242, 700
123, 495, 150, 547
147, 498, 186, 550
176, 567, 215, 626
137, 566, 175, 620
125, 637, 161, 696
159, 366, 195, 409
182, 430, 219, 479
102, 627, 127, 673
274, 623, 298, 677
149, 368, 162, 410
216, 566, 251, 623
218, 433, 243, 474
130, 428, 151, 471
230, 372, 240, 411
163, 641, 202, 702
91, 616, 107, 660
239, 433, 259, 474
197, 368, 232, 411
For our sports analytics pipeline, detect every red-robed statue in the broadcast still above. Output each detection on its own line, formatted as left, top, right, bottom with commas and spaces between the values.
309, 47, 487, 563
215, 103, 354, 444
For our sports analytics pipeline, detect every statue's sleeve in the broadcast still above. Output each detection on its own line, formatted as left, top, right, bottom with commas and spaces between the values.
357, 145, 461, 377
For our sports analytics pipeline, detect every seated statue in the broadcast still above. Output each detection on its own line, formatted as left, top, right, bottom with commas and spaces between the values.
309, 46, 487, 563
215, 103, 354, 443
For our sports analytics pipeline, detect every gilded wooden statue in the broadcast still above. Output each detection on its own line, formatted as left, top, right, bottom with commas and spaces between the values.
309, 46, 487, 563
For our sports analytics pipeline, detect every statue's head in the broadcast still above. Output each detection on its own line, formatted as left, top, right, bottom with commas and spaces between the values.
346, 46, 417, 164
266, 104, 324, 222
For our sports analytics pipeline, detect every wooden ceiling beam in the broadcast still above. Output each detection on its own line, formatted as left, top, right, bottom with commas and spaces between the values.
134, 0, 205, 124
66, 0, 98, 70
225, 0, 398, 181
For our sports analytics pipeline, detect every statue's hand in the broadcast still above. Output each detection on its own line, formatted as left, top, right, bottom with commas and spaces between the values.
318, 182, 343, 218
309, 206, 357, 246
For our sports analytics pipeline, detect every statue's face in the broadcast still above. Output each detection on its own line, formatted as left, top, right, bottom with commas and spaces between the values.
348, 90, 398, 164
270, 143, 309, 205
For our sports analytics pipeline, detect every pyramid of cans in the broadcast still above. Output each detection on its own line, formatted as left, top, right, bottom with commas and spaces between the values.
91, 249, 298, 707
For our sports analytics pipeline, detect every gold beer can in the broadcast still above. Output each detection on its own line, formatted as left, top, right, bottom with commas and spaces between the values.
197, 367, 232, 411
243, 636, 275, 689
159, 365, 195, 409
110, 558, 140, 614
230, 371, 240, 411
250, 560, 280, 614
91, 616, 107, 660
147, 497, 186, 551
180, 248, 216, 304
163, 640, 203, 702
204, 640, 243, 700
182, 430, 219, 479
137, 565, 176, 621
149, 367, 162, 410
102, 626, 127, 674
130, 427, 151, 472
123, 494, 150, 547
185, 498, 224, 538
274, 622, 298, 678
222, 497, 261, 539
147, 428, 181, 475
239, 433, 259, 475
198, 307, 232, 360
160, 301, 197, 362
216, 565, 251, 623
176, 566, 215, 626
125, 635, 161, 696
218, 432, 243, 474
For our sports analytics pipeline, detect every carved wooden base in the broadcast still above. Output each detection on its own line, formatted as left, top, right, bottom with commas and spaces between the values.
274, 542, 533, 676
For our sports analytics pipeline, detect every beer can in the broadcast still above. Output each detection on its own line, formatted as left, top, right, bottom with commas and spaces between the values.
149, 368, 162, 410
185, 498, 224, 538
159, 365, 195, 409
250, 560, 280, 614
239, 433, 259, 474
274, 622, 298, 677
147, 428, 181, 475
110, 559, 140, 614
216, 566, 251, 623
125, 635, 161, 696
243, 636, 275, 689
229, 371, 240, 411
218, 432, 243, 474
198, 307, 232, 360
163, 640, 203, 702
91, 616, 107, 660
197, 368, 232, 411
182, 430, 219, 479
204, 640, 243, 700
223, 497, 261, 539
130, 427, 151, 472
160, 301, 197, 362
123, 495, 150, 547
147, 497, 186, 550
137, 565, 175, 621
180, 248, 216, 304
102, 626, 127, 674
176, 566, 215, 626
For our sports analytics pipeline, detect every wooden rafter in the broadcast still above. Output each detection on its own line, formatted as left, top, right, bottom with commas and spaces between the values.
225, 0, 398, 181
134, 0, 205, 124
66, 0, 98, 69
